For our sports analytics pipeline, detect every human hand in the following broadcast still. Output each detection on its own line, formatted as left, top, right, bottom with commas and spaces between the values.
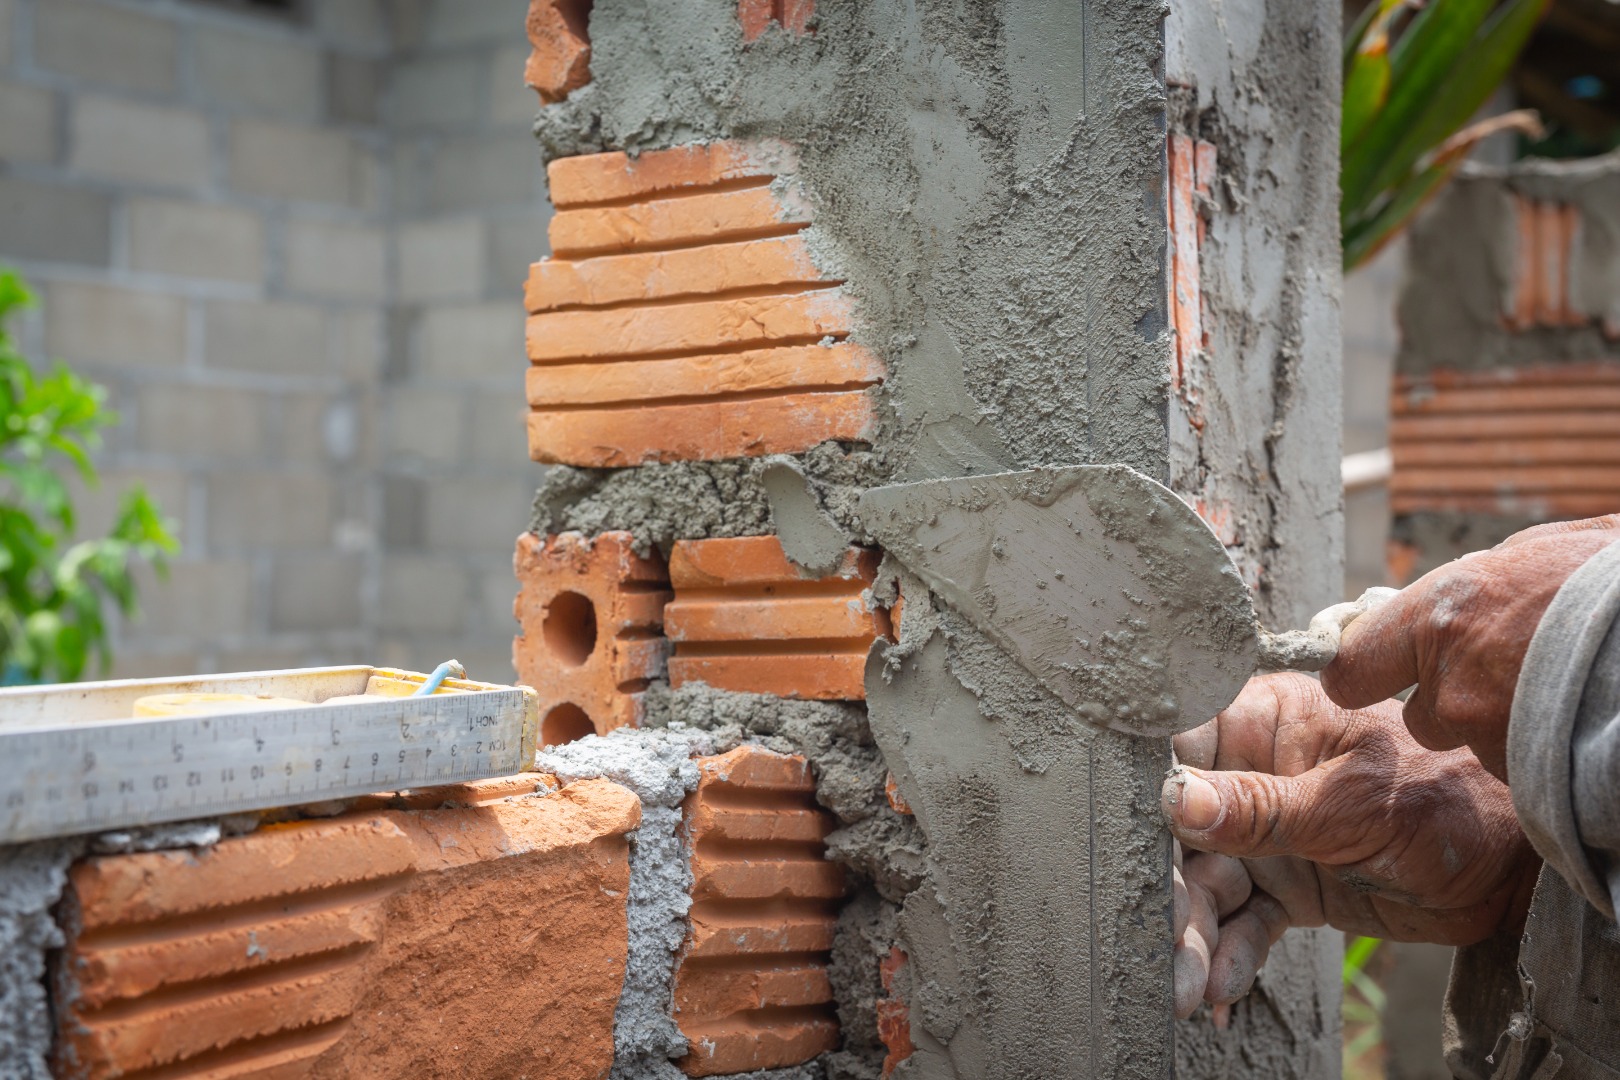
1322, 515, 1620, 780
1162, 673, 1539, 1012
1173, 841, 1286, 1021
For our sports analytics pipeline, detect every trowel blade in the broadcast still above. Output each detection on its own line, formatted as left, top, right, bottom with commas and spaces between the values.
859, 465, 1260, 738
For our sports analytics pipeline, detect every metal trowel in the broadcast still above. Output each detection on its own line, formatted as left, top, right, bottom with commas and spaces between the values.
858, 464, 1394, 738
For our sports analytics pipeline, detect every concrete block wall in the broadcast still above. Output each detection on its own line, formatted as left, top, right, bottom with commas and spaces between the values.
0, 0, 546, 682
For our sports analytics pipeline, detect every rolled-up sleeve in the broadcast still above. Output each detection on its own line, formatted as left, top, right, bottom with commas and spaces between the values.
1508, 539, 1620, 921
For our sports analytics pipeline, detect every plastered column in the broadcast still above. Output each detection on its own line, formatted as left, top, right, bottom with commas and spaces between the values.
1167, 0, 1344, 1074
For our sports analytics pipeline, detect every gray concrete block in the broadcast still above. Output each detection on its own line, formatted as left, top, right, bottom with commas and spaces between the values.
381, 473, 426, 549
465, 389, 527, 465
228, 120, 365, 206
35, 0, 178, 96
281, 391, 372, 467
417, 301, 522, 381
69, 96, 210, 190
68, 466, 188, 543
136, 384, 266, 459
214, 647, 313, 674
207, 471, 335, 548
314, 0, 391, 50
46, 281, 185, 368
269, 555, 364, 632
0, 80, 57, 164
328, 54, 381, 125
422, 476, 532, 552
488, 43, 538, 127
109, 648, 203, 680
391, 54, 487, 129
195, 26, 322, 120
0, 0, 13, 69
427, 133, 544, 212
0, 175, 110, 265
421, 0, 529, 47
329, 309, 385, 380
283, 219, 386, 300
383, 386, 464, 462
486, 207, 549, 292
379, 555, 467, 633
396, 216, 483, 301
128, 197, 265, 283
131, 559, 255, 639
205, 298, 327, 375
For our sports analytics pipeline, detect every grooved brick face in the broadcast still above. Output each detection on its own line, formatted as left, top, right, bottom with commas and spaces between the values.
526, 0, 591, 103
526, 142, 882, 467
675, 746, 844, 1076
53, 776, 640, 1080
513, 531, 672, 744
1390, 361, 1620, 518
665, 535, 886, 700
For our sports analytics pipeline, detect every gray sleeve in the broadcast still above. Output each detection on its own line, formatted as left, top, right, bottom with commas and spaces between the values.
1508, 538, 1620, 921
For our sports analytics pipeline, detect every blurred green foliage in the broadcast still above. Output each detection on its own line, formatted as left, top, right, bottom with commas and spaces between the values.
1343, 0, 1550, 270
0, 269, 179, 684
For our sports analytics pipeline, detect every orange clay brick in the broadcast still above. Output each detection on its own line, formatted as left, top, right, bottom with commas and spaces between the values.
526, 234, 828, 312
513, 531, 672, 744
528, 390, 876, 467
527, 290, 852, 363
885, 771, 914, 815
526, 342, 883, 407
1389, 364, 1620, 516
525, 140, 884, 468
546, 142, 786, 209
877, 947, 916, 1077
548, 186, 809, 259
54, 776, 639, 1080
665, 537, 882, 700
525, 0, 591, 104
674, 746, 843, 1076
740, 0, 816, 41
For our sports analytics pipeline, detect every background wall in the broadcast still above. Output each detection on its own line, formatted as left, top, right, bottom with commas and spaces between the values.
0, 0, 547, 683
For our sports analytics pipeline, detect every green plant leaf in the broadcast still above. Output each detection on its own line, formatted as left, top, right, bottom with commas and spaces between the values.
1342, 11, 1395, 154
1342, 0, 1496, 223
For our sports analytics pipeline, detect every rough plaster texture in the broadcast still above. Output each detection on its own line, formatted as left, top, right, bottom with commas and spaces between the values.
1400, 151, 1620, 375
1165, 0, 1344, 1070
0, 840, 81, 1079
534, 0, 1343, 1074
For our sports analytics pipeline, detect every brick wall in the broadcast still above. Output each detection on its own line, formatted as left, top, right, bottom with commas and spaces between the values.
0, 0, 545, 682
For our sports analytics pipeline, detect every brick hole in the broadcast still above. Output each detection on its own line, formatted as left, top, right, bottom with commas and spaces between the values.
557, 0, 592, 39
542, 702, 596, 746
543, 590, 598, 667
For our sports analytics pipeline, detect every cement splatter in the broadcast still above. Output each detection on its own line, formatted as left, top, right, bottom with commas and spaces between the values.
760, 457, 854, 576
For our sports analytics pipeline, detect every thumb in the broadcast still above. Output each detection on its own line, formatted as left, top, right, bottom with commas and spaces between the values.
1162, 764, 1334, 861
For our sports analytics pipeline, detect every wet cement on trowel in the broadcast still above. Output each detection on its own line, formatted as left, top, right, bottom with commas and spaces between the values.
531, 0, 1222, 1075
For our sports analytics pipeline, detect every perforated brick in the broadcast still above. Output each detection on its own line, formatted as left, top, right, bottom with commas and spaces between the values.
674, 746, 843, 1076
514, 531, 671, 744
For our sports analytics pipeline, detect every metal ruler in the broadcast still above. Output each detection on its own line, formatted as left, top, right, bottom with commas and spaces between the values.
0, 666, 538, 845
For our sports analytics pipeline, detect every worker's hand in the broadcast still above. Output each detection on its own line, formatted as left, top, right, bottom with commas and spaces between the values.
1173, 841, 1285, 1021
1322, 515, 1620, 780
1163, 674, 1540, 1010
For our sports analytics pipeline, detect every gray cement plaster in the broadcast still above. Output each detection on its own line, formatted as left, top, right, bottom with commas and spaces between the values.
1400, 150, 1620, 376
0, 840, 81, 1079
534, 0, 1343, 1074
1165, 0, 1345, 1068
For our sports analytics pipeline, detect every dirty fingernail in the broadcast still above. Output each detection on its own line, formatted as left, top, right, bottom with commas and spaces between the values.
1177, 773, 1223, 831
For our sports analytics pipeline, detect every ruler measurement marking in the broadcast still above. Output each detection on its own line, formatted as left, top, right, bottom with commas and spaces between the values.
0, 689, 528, 844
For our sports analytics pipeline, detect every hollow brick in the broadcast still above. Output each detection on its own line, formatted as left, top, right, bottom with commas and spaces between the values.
665, 537, 883, 699
53, 775, 639, 1080
525, 139, 883, 468
1389, 363, 1620, 517
674, 746, 843, 1077
525, 0, 591, 104
513, 531, 672, 744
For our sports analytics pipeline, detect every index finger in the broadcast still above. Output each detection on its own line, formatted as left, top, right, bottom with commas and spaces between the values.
1320, 584, 1423, 710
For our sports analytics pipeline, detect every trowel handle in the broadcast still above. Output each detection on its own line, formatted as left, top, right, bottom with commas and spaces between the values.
1255, 587, 1401, 673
